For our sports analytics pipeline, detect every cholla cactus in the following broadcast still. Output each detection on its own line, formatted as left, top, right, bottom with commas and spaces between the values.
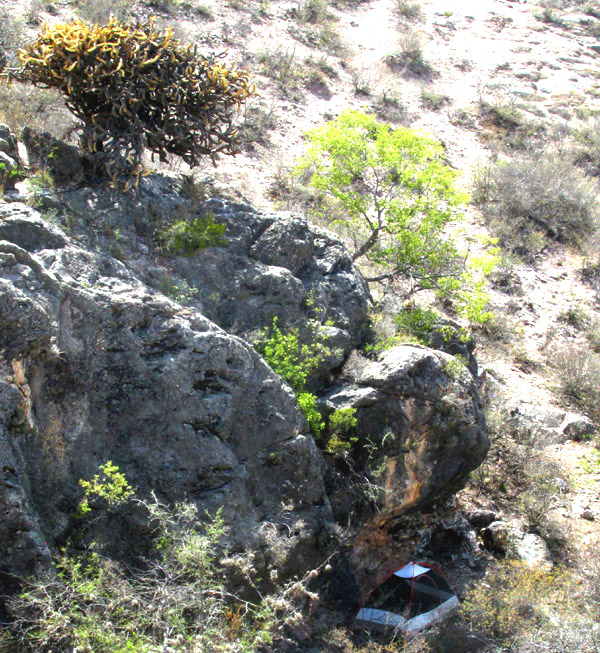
12, 18, 254, 188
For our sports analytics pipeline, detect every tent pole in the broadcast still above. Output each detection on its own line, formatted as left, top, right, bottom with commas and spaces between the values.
403, 568, 416, 647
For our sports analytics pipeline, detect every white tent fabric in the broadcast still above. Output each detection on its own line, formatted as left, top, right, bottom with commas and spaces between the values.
353, 561, 460, 636
355, 595, 460, 635
393, 562, 430, 579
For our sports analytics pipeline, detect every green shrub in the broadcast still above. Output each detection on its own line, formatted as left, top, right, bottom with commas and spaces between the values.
255, 317, 328, 393
554, 344, 600, 420
571, 117, 600, 177
384, 30, 434, 76
293, 0, 330, 25
557, 303, 590, 329
326, 406, 358, 454
77, 460, 134, 516
10, 18, 254, 188
297, 392, 325, 438
372, 87, 407, 123
394, 0, 423, 20
394, 304, 440, 344
255, 317, 331, 437
160, 276, 199, 305
460, 561, 574, 648
160, 213, 227, 255
257, 48, 303, 97
420, 88, 451, 111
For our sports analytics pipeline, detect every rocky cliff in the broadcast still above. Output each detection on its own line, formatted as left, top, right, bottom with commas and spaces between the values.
0, 168, 488, 602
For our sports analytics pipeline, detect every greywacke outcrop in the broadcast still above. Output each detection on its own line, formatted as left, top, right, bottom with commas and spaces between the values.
0, 172, 488, 600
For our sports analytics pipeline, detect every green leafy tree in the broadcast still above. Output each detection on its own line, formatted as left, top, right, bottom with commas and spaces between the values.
296, 109, 468, 295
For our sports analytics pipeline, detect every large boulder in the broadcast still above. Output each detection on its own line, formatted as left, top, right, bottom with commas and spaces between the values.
0, 184, 490, 604
61, 181, 370, 386
321, 346, 489, 528
0, 202, 336, 595
481, 520, 553, 569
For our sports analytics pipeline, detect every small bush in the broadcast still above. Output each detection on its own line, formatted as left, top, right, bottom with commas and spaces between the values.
255, 317, 329, 393
394, 0, 423, 20
385, 31, 434, 76
258, 47, 303, 97
586, 317, 600, 352
0, 84, 71, 136
372, 87, 408, 123
420, 88, 451, 111
10, 18, 254, 187
351, 67, 374, 96
326, 406, 358, 454
297, 392, 325, 437
538, 6, 564, 24
161, 276, 199, 305
75, 0, 133, 24
474, 151, 599, 256
159, 214, 227, 255
4, 463, 288, 652
571, 117, 600, 177
255, 317, 332, 437
460, 561, 575, 648
293, 0, 330, 25
479, 98, 545, 149
240, 100, 279, 148
288, 8, 347, 58
557, 303, 590, 329
554, 344, 600, 419
394, 304, 440, 344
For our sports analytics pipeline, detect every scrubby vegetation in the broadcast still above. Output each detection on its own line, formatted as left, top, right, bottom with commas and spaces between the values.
159, 213, 227, 255
3, 462, 315, 652
474, 150, 599, 256
3, 0, 600, 651
256, 317, 357, 453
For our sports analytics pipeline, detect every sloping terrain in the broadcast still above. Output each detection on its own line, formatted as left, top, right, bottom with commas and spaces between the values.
1, 0, 600, 650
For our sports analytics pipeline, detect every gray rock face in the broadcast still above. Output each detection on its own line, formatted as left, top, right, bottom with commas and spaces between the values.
0, 182, 489, 599
321, 345, 489, 527
61, 183, 370, 386
0, 379, 53, 592
20, 127, 84, 187
0, 203, 335, 594
179, 198, 370, 348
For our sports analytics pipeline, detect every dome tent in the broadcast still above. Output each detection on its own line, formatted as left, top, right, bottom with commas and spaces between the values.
353, 562, 460, 637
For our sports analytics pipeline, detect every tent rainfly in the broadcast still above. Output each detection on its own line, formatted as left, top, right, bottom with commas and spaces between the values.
353, 562, 460, 637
